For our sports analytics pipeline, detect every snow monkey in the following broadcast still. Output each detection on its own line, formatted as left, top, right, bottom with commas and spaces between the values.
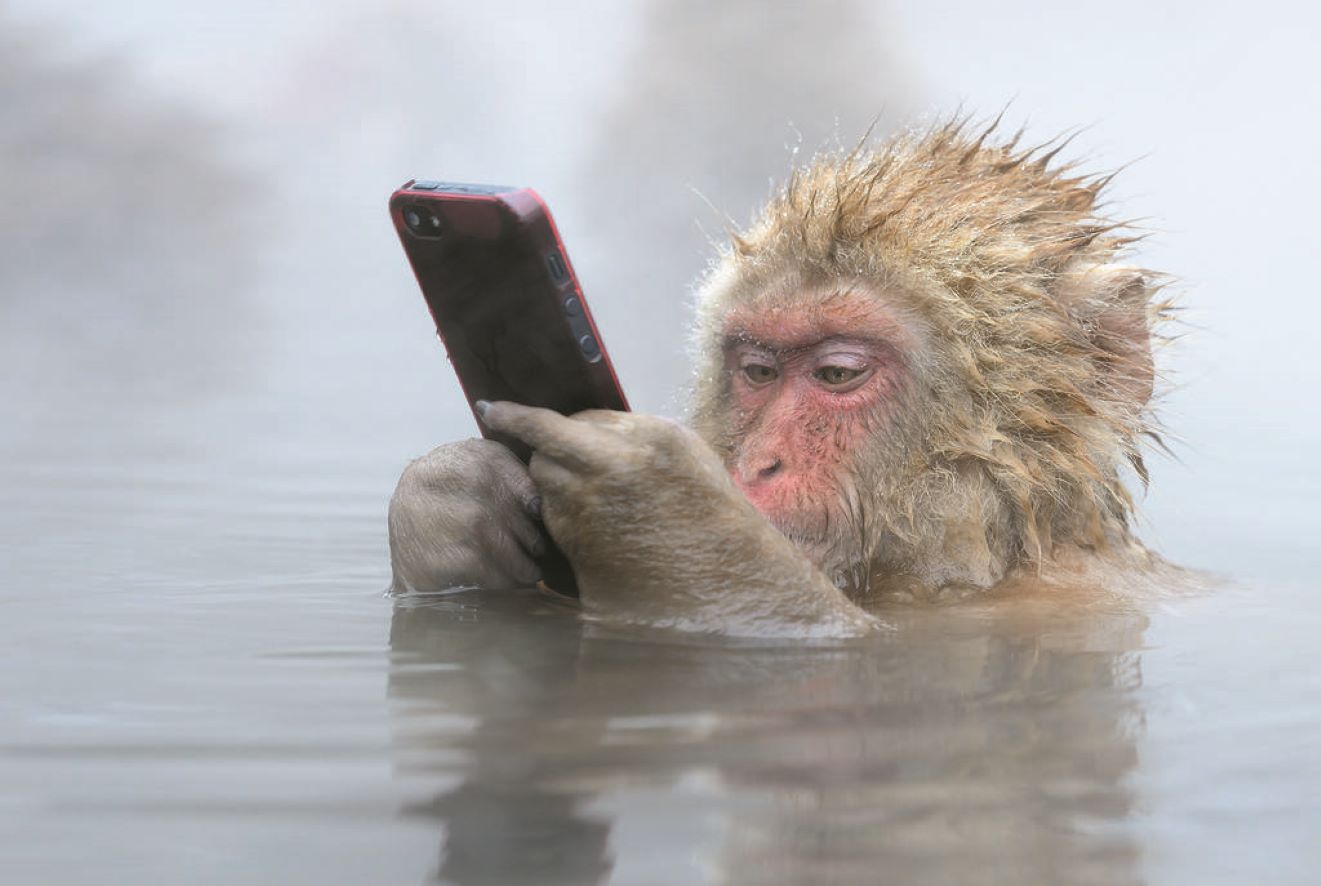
388, 118, 1170, 637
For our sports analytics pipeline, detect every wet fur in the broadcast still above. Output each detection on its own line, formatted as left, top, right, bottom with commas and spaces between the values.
691, 116, 1171, 595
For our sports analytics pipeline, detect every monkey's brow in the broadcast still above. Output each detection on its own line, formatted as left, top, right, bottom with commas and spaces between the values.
722, 333, 881, 357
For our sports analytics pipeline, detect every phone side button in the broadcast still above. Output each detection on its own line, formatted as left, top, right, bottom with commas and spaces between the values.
578, 334, 602, 362
546, 250, 570, 284
563, 296, 582, 317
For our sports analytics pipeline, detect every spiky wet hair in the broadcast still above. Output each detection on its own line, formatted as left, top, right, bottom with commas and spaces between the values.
692, 117, 1170, 581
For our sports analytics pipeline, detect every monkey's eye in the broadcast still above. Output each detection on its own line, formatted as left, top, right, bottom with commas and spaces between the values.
814, 365, 866, 388
741, 363, 779, 385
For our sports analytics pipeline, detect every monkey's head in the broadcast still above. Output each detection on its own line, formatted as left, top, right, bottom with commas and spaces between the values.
691, 119, 1168, 594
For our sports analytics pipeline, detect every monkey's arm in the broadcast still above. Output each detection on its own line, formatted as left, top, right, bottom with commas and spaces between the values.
480, 401, 883, 638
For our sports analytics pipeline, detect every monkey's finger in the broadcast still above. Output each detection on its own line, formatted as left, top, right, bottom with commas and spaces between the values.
526, 453, 577, 501
566, 408, 641, 435
505, 511, 549, 559
489, 446, 544, 519
477, 400, 605, 468
483, 532, 542, 587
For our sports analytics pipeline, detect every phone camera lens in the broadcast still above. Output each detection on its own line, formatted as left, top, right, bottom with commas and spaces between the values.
403, 205, 442, 238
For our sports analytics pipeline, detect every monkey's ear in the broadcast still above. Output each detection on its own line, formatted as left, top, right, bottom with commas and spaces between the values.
1088, 271, 1155, 410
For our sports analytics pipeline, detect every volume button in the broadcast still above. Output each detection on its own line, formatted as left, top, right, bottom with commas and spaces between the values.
578, 334, 601, 362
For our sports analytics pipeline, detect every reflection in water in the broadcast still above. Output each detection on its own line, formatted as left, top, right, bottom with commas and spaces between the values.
388, 590, 1148, 885
390, 593, 613, 885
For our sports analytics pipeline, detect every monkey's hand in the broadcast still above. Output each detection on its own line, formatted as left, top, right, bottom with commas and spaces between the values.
480, 401, 882, 638
387, 439, 547, 593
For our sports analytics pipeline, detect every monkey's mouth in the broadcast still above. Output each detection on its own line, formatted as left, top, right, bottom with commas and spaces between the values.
732, 467, 867, 569
758, 492, 873, 583
764, 509, 839, 554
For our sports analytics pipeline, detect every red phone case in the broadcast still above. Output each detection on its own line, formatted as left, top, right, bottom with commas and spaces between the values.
390, 181, 628, 464
390, 180, 629, 595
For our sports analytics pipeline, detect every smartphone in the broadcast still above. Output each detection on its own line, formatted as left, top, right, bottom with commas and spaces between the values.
390, 180, 629, 595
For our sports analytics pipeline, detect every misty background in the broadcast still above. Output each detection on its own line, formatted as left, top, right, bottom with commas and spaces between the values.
3, 4, 1320, 884
1, 0, 1317, 593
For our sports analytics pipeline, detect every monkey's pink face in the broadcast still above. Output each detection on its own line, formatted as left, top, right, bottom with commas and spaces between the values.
721, 291, 914, 552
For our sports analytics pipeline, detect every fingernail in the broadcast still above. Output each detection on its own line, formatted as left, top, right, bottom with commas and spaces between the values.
474, 400, 491, 420
527, 495, 542, 519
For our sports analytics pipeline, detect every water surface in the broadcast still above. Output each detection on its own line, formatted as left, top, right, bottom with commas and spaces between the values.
4, 413, 1318, 884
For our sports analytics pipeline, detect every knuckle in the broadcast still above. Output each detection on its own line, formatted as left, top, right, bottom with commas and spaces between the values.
407, 438, 529, 494
468, 436, 520, 465
405, 441, 477, 483
526, 455, 561, 488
